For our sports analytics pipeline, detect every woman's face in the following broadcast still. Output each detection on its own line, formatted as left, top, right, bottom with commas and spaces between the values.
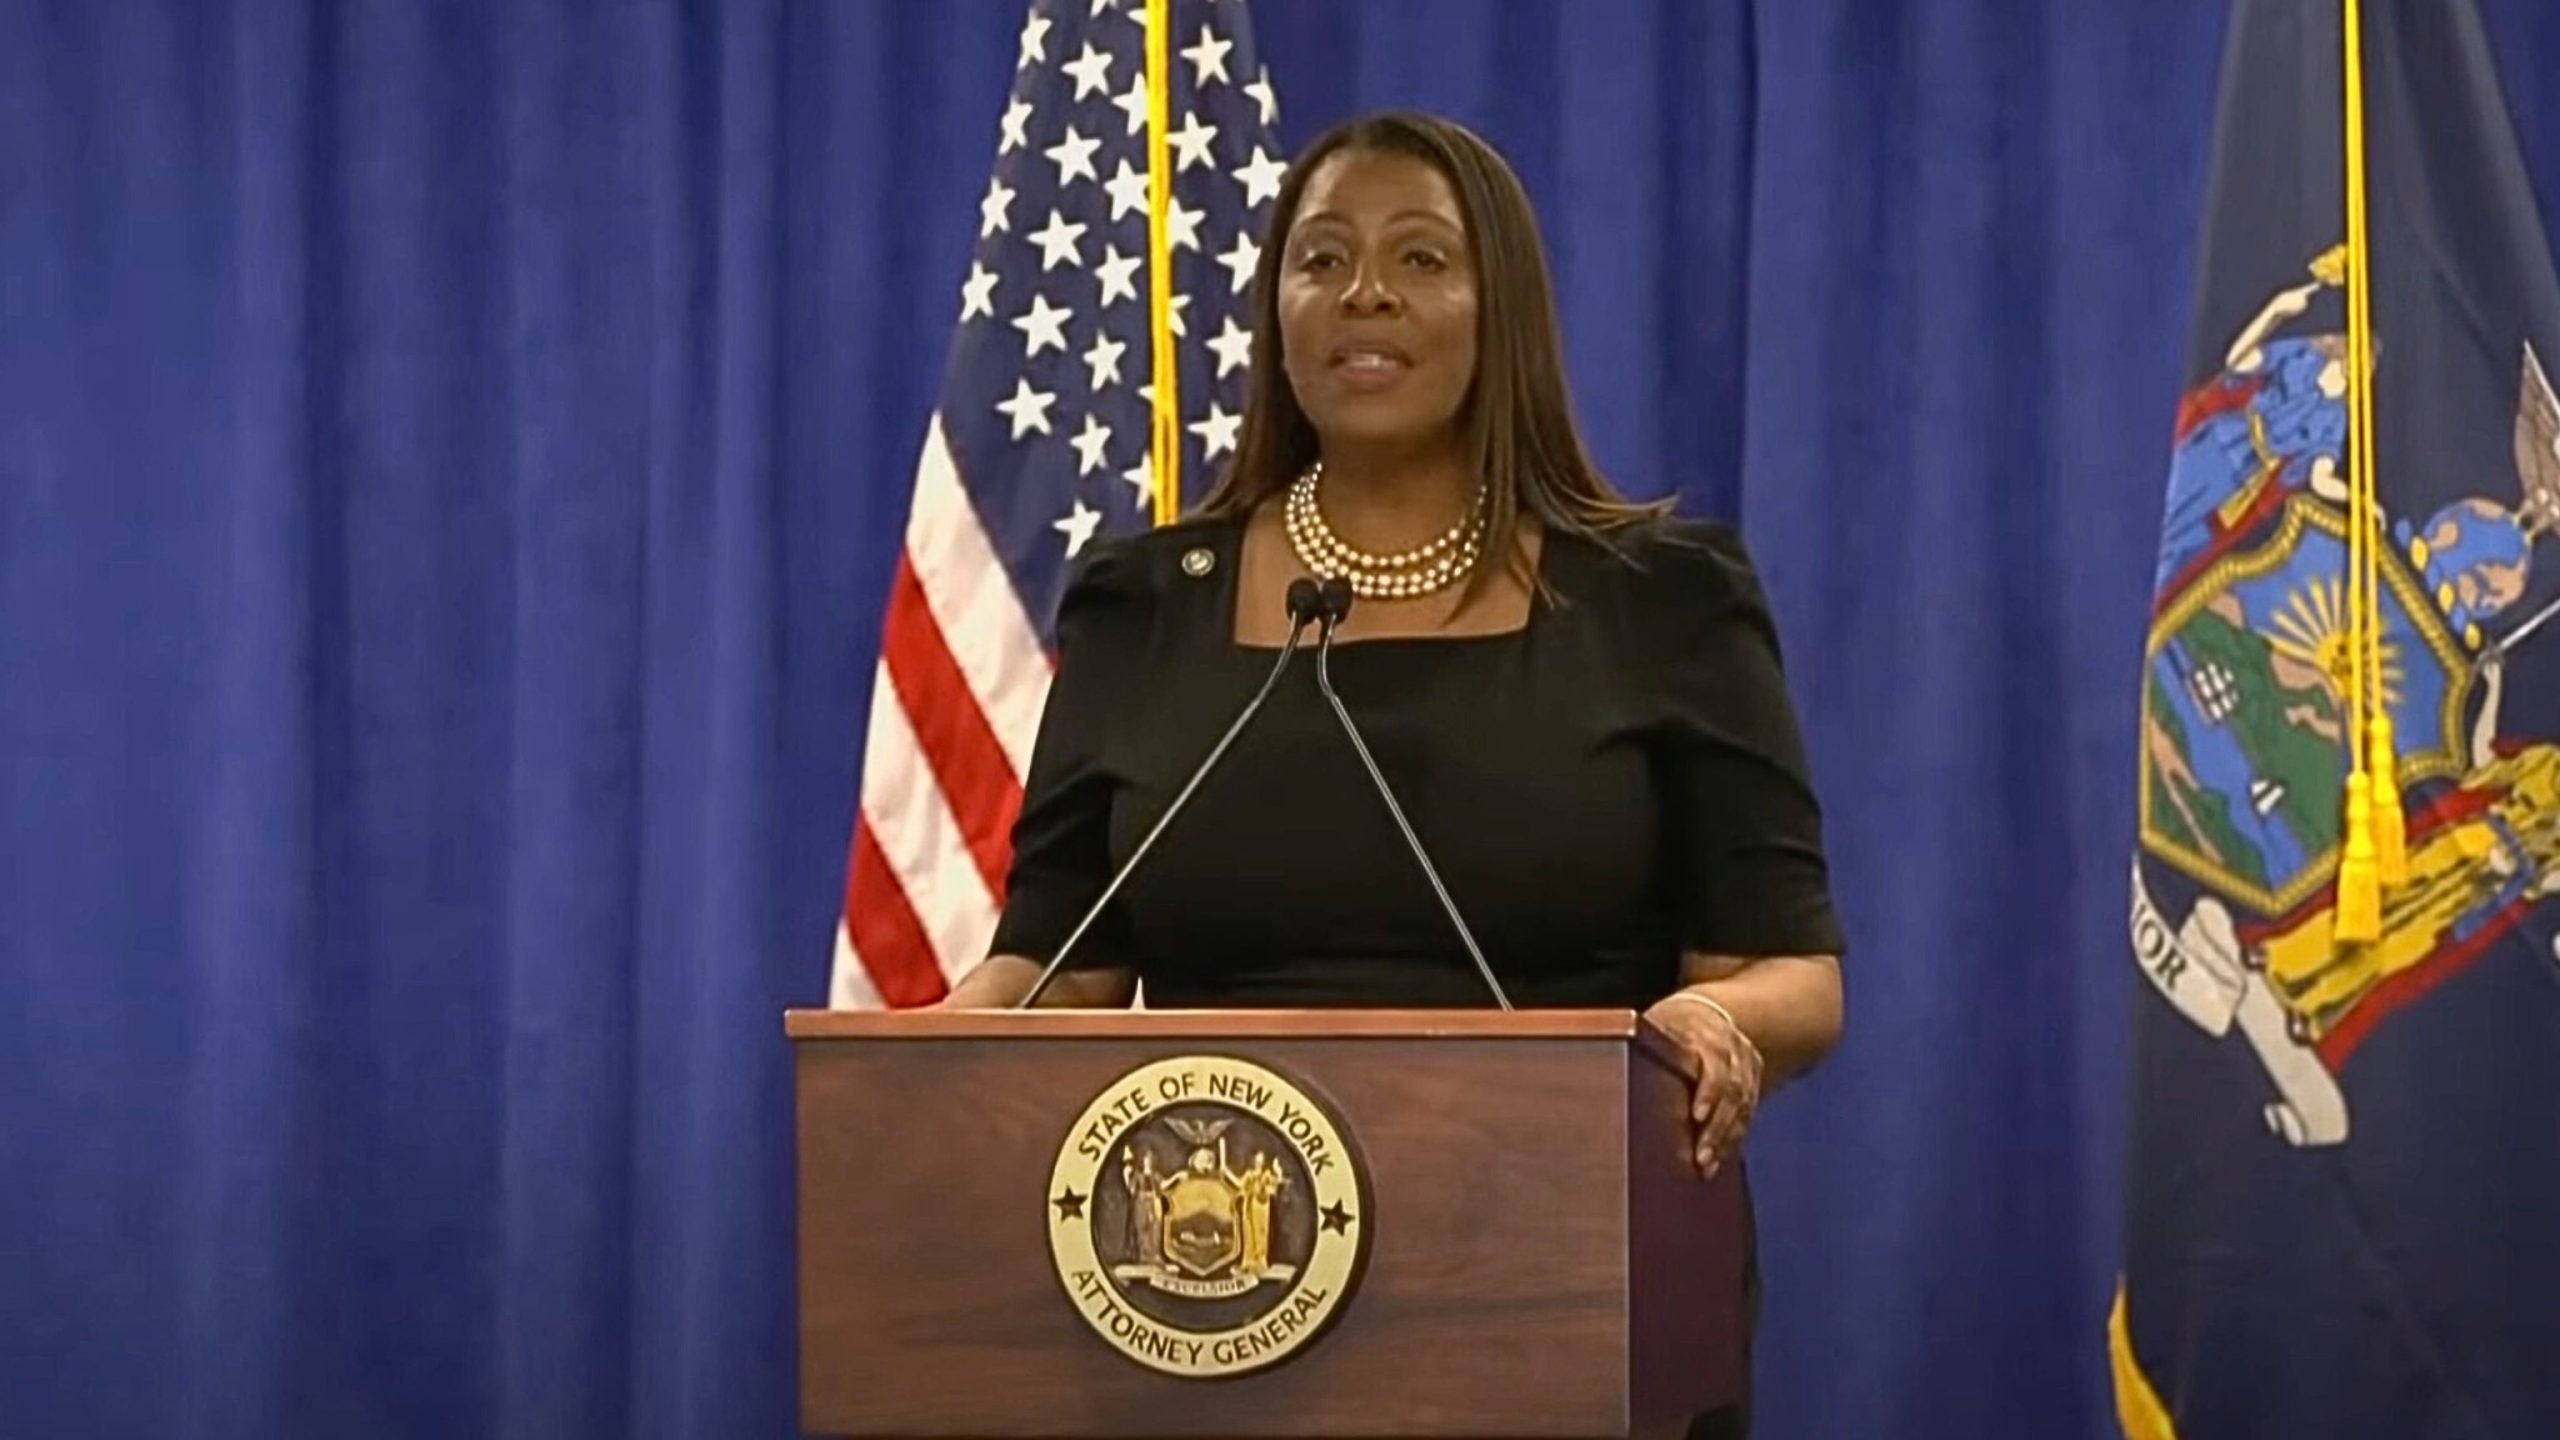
1276, 148, 1480, 458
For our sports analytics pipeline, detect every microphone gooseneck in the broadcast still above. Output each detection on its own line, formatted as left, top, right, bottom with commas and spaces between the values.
1014, 580, 1324, 1008
1311, 583, 1515, 1011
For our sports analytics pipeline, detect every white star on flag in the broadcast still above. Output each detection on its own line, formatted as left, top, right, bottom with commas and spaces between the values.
1166, 197, 1204, 252
1082, 330, 1129, 389
1111, 73, 1150, 136
1235, 146, 1287, 207
1029, 210, 1089, 271
1104, 159, 1151, 221
1070, 413, 1114, 475
1183, 25, 1234, 88
1045, 127, 1102, 187
1208, 317, 1253, 377
961, 263, 1000, 320
1012, 293, 1074, 355
1190, 402, 1240, 459
995, 377, 1057, 439
980, 177, 1016, 237
1170, 112, 1220, 173
1064, 43, 1115, 99
1094, 245, 1143, 306
1217, 233, 1259, 293
1054, 499, 1103, 556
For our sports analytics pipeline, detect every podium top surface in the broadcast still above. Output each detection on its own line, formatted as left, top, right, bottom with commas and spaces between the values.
785, 1006, 1638, 1038
783, 1007, 1690, 1074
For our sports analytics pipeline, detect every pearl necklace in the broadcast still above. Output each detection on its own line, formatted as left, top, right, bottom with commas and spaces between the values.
1283, 463, 1489, 601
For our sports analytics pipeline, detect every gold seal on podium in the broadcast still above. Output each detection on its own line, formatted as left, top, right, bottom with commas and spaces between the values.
1046, 1054, 1368, 1378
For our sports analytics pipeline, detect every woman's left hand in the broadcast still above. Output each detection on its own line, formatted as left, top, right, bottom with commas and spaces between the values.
1642, 991, 1764, 1179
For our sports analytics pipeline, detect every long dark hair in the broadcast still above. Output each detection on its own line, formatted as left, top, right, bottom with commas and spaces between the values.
1194, 111, 1668, 593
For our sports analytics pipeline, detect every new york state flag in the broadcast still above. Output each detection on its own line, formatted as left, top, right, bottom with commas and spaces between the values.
2115, 1, 2560, 1436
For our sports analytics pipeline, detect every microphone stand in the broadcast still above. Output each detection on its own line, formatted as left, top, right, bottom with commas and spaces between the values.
1310, 578, 1515, 1011
1015, 579, 1327, 1008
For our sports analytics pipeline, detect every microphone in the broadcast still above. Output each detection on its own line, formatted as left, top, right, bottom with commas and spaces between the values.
1016, 578, 1328, 1007
1309, 577, 1515, 1010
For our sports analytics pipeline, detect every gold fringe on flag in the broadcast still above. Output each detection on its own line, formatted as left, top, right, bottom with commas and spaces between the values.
2336, 0, 2395, 940
2107, 1282, 2185, 1440
2348, 8, 2408, 889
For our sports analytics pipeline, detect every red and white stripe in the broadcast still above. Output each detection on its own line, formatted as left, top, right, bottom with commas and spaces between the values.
830, 414, 1056, 1009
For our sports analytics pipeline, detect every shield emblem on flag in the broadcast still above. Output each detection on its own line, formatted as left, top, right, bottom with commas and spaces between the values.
2139, 495, 2474, 917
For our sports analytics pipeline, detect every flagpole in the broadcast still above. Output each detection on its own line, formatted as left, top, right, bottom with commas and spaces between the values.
1145, 0, 1180, 526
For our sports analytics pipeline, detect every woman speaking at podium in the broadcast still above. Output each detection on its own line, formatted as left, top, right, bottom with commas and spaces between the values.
929, 111, 1847, 1439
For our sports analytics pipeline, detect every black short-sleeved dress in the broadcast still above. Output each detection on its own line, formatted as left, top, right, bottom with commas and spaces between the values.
990, 510, 1843, 998
988, 509, 1845, 1436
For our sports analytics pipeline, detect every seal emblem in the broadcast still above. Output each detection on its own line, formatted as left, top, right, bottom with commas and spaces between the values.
1046, 1055, 1368, 1378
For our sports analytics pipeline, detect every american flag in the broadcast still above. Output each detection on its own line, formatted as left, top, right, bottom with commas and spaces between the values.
829, 0, 1286, 1009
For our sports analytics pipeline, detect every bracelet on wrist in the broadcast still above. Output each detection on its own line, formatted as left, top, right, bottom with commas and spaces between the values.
1662, 990, 1760, 1058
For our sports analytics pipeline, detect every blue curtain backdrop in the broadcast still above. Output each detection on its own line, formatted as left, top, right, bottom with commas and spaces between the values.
11, 1, 2560, 1437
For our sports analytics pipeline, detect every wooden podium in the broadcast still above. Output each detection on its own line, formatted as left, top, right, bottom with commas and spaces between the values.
784, 1009, 1747, 1439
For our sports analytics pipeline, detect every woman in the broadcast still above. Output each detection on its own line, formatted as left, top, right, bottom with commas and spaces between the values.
931, 111, 1846, 1437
